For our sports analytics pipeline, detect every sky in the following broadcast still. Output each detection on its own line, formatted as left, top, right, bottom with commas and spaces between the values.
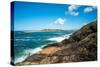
12, 1, 97, 31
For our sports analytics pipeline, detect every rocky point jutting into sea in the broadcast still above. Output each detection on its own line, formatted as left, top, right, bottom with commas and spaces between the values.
16, 19, 97, 66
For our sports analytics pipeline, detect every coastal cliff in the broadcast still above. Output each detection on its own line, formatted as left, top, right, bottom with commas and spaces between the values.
16, 20, 97, 66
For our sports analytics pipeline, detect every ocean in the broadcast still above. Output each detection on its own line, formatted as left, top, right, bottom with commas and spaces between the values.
12, 31, 72, 64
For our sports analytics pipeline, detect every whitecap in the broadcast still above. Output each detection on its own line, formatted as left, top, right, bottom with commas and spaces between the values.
47, 37, 65, 42
15, 39, 31, 41
47, 33, 71, 42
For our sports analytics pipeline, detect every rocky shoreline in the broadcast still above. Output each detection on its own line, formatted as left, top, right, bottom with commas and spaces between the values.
16, 20, 97, 66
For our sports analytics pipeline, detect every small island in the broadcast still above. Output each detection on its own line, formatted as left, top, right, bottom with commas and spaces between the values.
40, 29, 76, 32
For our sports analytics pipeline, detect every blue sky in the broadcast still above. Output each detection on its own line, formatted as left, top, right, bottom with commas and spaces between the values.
12, 1, 97, 31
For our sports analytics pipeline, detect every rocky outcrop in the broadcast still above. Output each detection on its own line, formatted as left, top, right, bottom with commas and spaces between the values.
16, 20, 97, 66
62, 20, 97, 44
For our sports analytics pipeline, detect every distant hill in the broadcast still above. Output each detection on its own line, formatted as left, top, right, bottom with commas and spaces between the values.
40, 29, 76, 32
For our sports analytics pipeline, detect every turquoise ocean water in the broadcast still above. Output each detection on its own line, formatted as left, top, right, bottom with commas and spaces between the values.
12, 31, 72, 64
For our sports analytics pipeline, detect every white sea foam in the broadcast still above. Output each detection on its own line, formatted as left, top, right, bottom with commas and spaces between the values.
47, 33, 71, 42
15, 39, 30, 41
14, 45, 46, 64
14, 55, 28, 64
25, 37, 33, 38
48, 37, 65, 42
15, 38, 41, 41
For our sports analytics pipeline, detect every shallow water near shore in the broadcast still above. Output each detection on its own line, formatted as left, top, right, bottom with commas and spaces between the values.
12, 31, 72, 64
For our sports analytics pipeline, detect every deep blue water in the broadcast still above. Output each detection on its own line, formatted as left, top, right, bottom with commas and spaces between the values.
12, 31, 72, 64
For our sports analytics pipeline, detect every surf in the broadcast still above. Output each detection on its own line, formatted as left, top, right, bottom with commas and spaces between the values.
47, 33, 71, 42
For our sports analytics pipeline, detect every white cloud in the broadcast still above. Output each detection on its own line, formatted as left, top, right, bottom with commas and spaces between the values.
68, 11, 79, 16
84, 7, 93, 13
84, 6, 96, 13
55, 18, 65, 25
66, 5, 79, 16
68, 5, 79, 11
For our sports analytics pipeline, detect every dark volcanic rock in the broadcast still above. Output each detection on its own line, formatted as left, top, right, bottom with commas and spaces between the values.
52, 33, 97, 63
62, 20, 97, 44
43, 43, 64, 48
